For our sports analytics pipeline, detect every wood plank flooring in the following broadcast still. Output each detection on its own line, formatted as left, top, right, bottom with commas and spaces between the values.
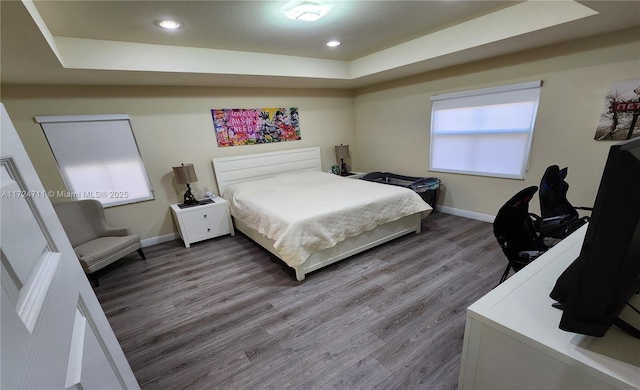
94, 212, 506, 389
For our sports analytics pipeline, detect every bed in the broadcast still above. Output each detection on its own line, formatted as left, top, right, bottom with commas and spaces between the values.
212, 147, 432, 280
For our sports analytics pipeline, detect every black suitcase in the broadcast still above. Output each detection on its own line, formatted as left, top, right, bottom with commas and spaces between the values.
361, 172, 440, 207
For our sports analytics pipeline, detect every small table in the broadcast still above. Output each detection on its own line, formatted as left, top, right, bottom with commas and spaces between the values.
170, 198, 234, 248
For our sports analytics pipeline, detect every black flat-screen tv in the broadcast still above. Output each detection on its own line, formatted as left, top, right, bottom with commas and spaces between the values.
550, 137, 640, 338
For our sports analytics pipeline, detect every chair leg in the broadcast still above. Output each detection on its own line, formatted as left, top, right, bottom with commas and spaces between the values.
88, 274, 99, 287
497, 264, 511, 286
137, 248, 146, 260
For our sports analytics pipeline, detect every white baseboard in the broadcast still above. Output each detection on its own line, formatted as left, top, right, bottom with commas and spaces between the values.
435, 205, 495, 223
141, 233, 179, 248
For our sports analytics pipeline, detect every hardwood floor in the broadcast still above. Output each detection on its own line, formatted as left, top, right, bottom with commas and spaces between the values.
94, 212, 506, 389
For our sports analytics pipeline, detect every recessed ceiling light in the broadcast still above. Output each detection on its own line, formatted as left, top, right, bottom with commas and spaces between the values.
155, 20, 183, 29
326, 40, 341, 47
285, 2, 329, 22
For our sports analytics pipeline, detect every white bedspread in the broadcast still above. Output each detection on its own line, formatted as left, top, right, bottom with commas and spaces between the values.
223, 171, 432, 267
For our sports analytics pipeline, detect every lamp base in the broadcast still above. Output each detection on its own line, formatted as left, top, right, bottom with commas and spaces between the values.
183, 183, 198, 205
340, 159, 350, 176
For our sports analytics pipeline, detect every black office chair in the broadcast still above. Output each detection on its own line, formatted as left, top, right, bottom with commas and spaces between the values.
539, 165, 592, 220
493, 186, 549, 285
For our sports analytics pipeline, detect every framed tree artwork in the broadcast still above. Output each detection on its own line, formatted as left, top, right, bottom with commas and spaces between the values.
595, 80, 640, 141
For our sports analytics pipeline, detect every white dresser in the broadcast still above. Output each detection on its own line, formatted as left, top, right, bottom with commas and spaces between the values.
459, 224, 640, 389
170, 198, 234, 248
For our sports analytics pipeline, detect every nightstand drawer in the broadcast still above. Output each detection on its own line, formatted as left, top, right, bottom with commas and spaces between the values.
181, 206, 226, 226
170, 199, 235, 248
184, 219, 231, 242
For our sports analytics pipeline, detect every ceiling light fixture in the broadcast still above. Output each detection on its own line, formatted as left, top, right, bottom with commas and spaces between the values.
285, 2, 329, 22
326, 40, 341, 47
155, 20, 183, 29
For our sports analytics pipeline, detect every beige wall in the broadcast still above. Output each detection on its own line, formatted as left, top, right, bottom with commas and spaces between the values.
2, 32, 639, 242
353, 35, 640, 218
1, 87, 355, 240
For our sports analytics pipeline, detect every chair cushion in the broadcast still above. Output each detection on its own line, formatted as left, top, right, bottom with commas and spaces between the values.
74, 235, 141, 269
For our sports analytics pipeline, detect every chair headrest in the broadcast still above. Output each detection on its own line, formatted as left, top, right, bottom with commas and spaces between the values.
542, 165, 568, 188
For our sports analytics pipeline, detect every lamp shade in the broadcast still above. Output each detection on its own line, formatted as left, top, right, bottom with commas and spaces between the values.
172, 164, 198, 184
335, 144, 350, 160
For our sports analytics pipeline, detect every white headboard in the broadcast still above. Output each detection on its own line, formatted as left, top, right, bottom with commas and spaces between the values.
213, 146, 322, 195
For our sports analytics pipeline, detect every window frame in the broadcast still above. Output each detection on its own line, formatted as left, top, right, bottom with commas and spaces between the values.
35, 114, 155, 207
429, 80, 542, 180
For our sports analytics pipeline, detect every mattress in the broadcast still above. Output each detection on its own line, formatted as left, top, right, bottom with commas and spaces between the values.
223, 171, 432, 267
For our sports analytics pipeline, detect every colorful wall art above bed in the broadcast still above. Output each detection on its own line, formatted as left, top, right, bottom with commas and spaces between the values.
211, 107, 301, 147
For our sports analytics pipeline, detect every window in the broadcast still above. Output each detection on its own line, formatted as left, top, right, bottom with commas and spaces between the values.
429, 81, 542, 179
36, 114, 154, 207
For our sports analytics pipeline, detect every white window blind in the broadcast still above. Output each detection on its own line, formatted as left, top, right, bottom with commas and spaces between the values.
429, 81, 542, 179
36, 114, 154, 207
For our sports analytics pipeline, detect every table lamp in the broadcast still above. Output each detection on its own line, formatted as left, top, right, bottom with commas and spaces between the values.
172, 163, 199, 205
335, 144, 351, 176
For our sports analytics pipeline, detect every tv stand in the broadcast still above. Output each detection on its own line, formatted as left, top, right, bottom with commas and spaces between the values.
459, 225, 640, 389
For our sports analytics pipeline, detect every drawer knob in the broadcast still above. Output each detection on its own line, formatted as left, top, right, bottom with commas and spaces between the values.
207, 228, 211, 232
204, 214, 207, 218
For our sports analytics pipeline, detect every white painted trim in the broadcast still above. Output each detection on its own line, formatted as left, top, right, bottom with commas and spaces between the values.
21, 0, 64, 65
56, 37, 350, 80
65, 308, 86, 388
141, 233, 178, 248
435, 205, 495, 223
16, 251, 61, 333
35, 114, 129, 123
23, 0, 597, 83
430, 80, 542, 101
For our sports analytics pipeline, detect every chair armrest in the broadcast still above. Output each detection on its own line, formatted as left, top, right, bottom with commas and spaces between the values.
104, 227, 131, 236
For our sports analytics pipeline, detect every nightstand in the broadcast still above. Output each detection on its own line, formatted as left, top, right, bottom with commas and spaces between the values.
345, 171, 367, 179
170, 198, 235, 248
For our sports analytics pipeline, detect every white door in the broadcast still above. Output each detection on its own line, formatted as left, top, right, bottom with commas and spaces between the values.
1, 104, 139, 389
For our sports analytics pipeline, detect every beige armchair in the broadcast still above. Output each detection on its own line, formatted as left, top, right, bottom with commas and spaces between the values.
54, 199, 145, 286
